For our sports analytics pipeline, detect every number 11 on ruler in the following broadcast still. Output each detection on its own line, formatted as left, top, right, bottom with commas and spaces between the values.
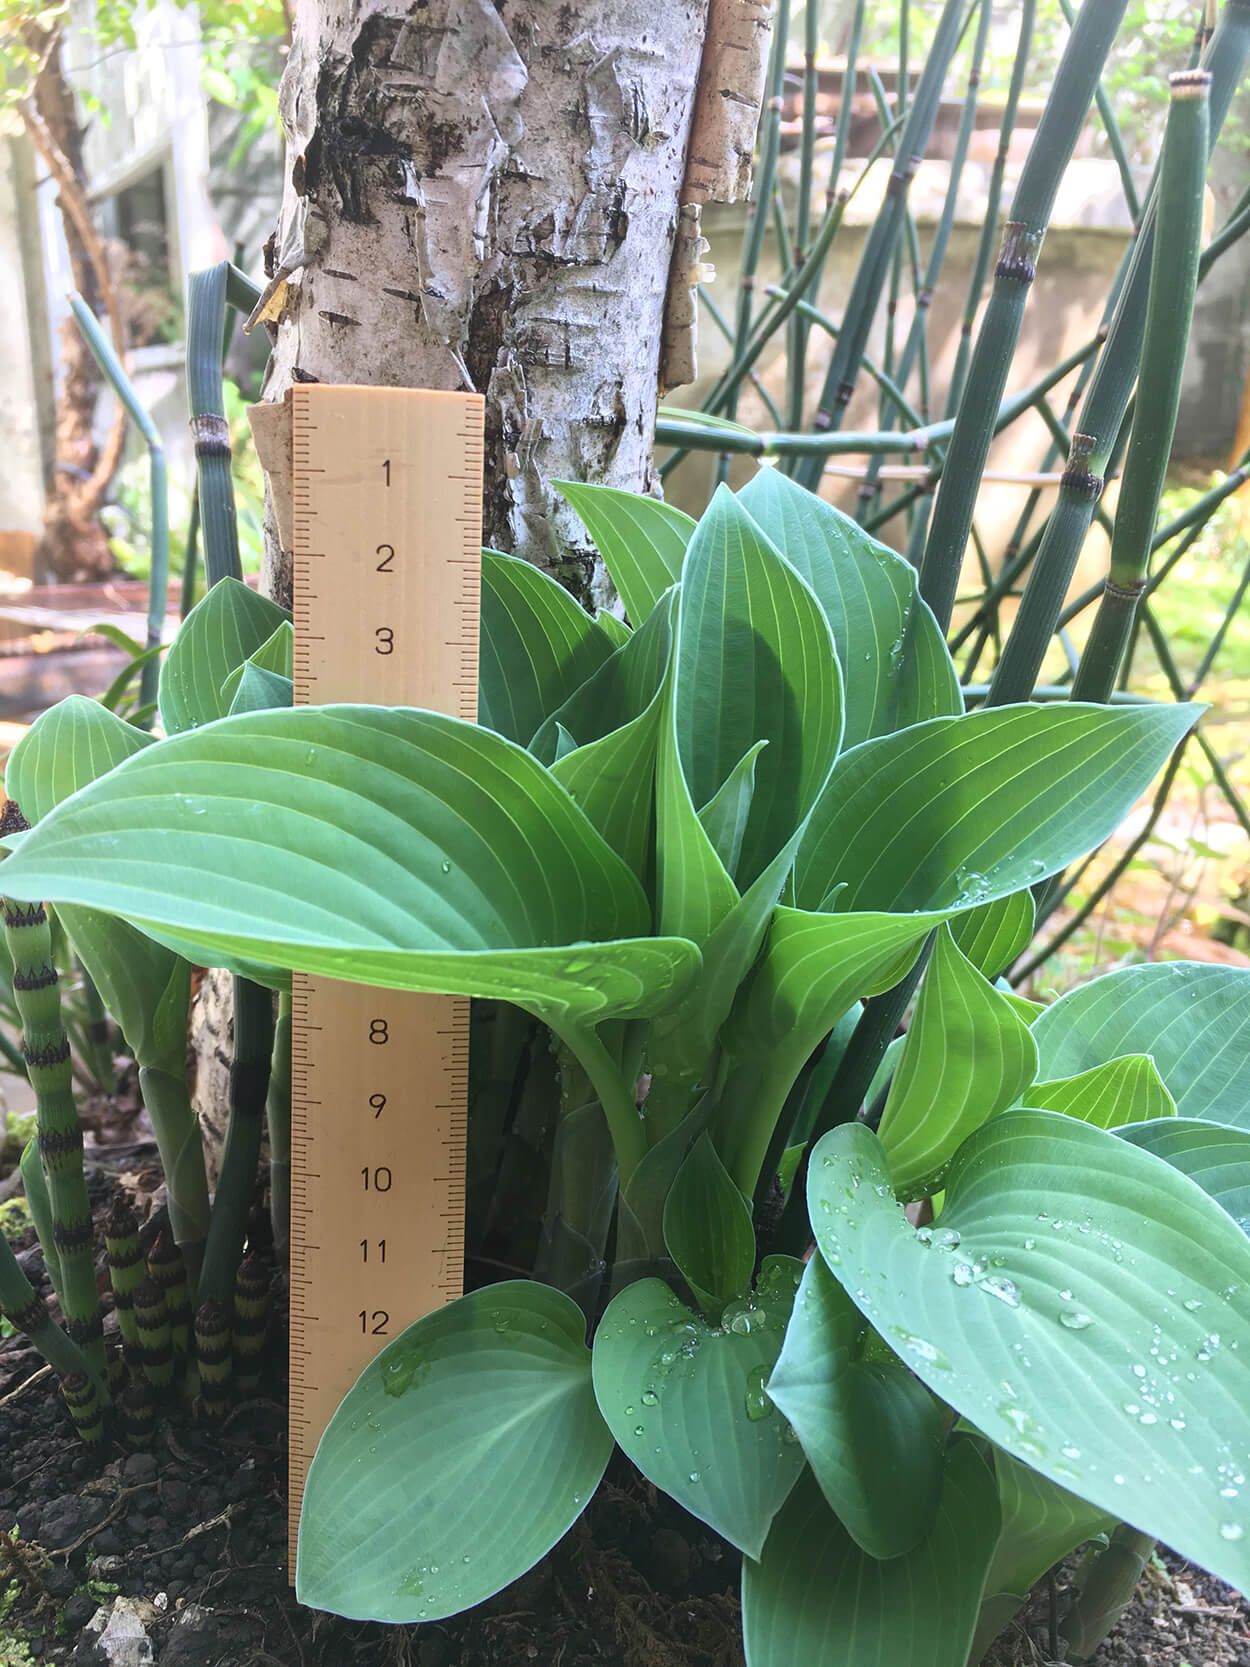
287, 386, 483, 1574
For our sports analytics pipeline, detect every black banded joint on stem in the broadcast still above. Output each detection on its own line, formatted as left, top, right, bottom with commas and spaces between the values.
1169, 68, 1213, 96
9, 1292, 47, 1334
1061, 432, 1104, 503
27, 1038, 71, 1070
52, 1217, 96, 1253
994, 221, 1044, 285
189, 413, 231, 459
3, 900, 46, 929
37, 1122, 82, 1158
1104, 576, 1147, 603
66, 1311, 104, 1348
0, 800, 29, 835
13, 963, 58, 993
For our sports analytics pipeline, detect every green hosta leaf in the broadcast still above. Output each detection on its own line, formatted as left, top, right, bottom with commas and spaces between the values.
1025, 1055, 1176, 1129
742, 1442, 1000, 1667
549, 694, 661, 884
555, 480, 693, 627
662, 1132, 755, 1313
970, 1442, 1115, 1666
795, 702, 1201, 914
5, 695, 153, 823
595, 611, 631, 648
673, 485, 842, 893
877, 925, 1038, 1200
223, 661, 294, 714
949, 890, 1035, 981
807, 1113, 1250, 1593
736, 468, 960, 746
767, 1253, 945, 1557
250, 620, 294, 678
158, 577, 290, 734
531, 588, 674, 764
1117, 1119, 1250, 1235
697, 742, 766, 882
3, 693, 189, 1076
591, 1261, 805, 1557
0, 706, 700, 1030
717, 908, 951, 1190
1032, 963, 1250, 1128
999, 989, 1046, 1025
298, 1282, 612, 1622
478, 550, 616, 747
657, 405, 760, 440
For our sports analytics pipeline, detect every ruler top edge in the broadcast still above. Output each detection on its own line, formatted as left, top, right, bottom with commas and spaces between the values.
291, 384, 485, 413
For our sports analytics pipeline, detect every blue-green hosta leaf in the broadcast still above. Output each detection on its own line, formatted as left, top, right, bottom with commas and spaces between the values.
742, 1442, 1000, 1667
595, 610, 631, 648
531, 588, 675, 765
554, 480, 694, 627
1117, 1119, 1250, 1236
5, 695, 153, 824
549, 676, 663, 883
478, 550, 616, 746
0, 705, 700, 1030
877, 925, 1038, 1200
736, 468, 961, 746
795, 702, 1201, 914
970, 1444, 1115, 1666
767, 1252, 945, 1557
1032, 962, 1250, 1129
158, 577, 290, 734
298, 1282, 612, 1622
808, 1113, 1250, 1594
662, 1132, 756, 1313
949, 889, 1035, 981
673, 485, 842, 894
223, 660, 294, 714
1026, 1055, 1176, 1130
591, 1261, 806, 1558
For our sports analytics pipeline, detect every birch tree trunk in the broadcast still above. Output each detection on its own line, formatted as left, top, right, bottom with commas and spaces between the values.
193, 0, 775, 1178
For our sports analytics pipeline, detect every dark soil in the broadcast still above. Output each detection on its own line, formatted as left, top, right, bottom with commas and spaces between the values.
2, 1154, 1248, 1666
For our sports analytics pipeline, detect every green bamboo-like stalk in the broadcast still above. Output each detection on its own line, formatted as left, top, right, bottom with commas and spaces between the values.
1055, 0, 1139, 222
76, 961, 115, 1094
69, 293, 167, 721
60, 1369, 105, 1446
945, 0, 1036, 416
916, 0, 1133, 632
197, 977, 274, 1309
2, 897, 106, 1388
187, 263, 243, 585
137, 1066, 209, 1293
133, 1274, 173, 1392
723, 0, 791, 451
181, 488, 201, 620
1061, 1525, 1157, 1662
0, 1229, 99, 1388
793, 0, 966, 489
19, 1135, 61, 1303
120, 1374, 156, 1447
984, 0, 1250, 702
266, 988, 292, 1257
147, 1225, 192, 1359
1071, 73, 1210, 704
534, 1049, 619, 1313
195, 1296, 232, 1418
786, 0, 823, 429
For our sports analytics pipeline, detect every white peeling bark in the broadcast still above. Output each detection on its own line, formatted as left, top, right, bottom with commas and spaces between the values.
260, 0, 713, 605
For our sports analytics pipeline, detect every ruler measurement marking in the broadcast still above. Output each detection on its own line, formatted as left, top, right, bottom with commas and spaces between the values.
287, 385, 483, 1578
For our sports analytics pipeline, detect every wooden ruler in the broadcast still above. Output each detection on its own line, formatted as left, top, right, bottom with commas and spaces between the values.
286, 384, 484, 1575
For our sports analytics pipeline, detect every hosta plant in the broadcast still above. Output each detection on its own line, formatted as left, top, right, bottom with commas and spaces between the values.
3, 471, 1249, 1663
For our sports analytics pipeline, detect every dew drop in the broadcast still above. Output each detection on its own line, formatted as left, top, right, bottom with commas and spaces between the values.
952, 1262, 975, 1288
981, 1276, 1019, 1308
1220, 1522, 1245, 1542
744, 1366, 774, 1422
641, 1389, 659, 1407
1059, 1310, 1094, 1331
688, 1471, 701, 1484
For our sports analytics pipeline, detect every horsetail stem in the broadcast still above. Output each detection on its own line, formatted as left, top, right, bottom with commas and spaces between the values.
133, 1275, 174, 1392
198, 977, 274, 1309
266, 990, 292, 1257
104, 1193, 145, 1364
147, 1225, 192, 1360
60, 1370, 106, 1447
120, 1374, 156, 1448
0, 1231, 101, 1390
1070, 72, 1210, 704
195, 1297, 233, 1419
1, 890, 106, 1388
233, 1254, 270, 1393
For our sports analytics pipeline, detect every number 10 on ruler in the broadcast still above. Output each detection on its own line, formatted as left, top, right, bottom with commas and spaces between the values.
287, 386, 483, 1572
